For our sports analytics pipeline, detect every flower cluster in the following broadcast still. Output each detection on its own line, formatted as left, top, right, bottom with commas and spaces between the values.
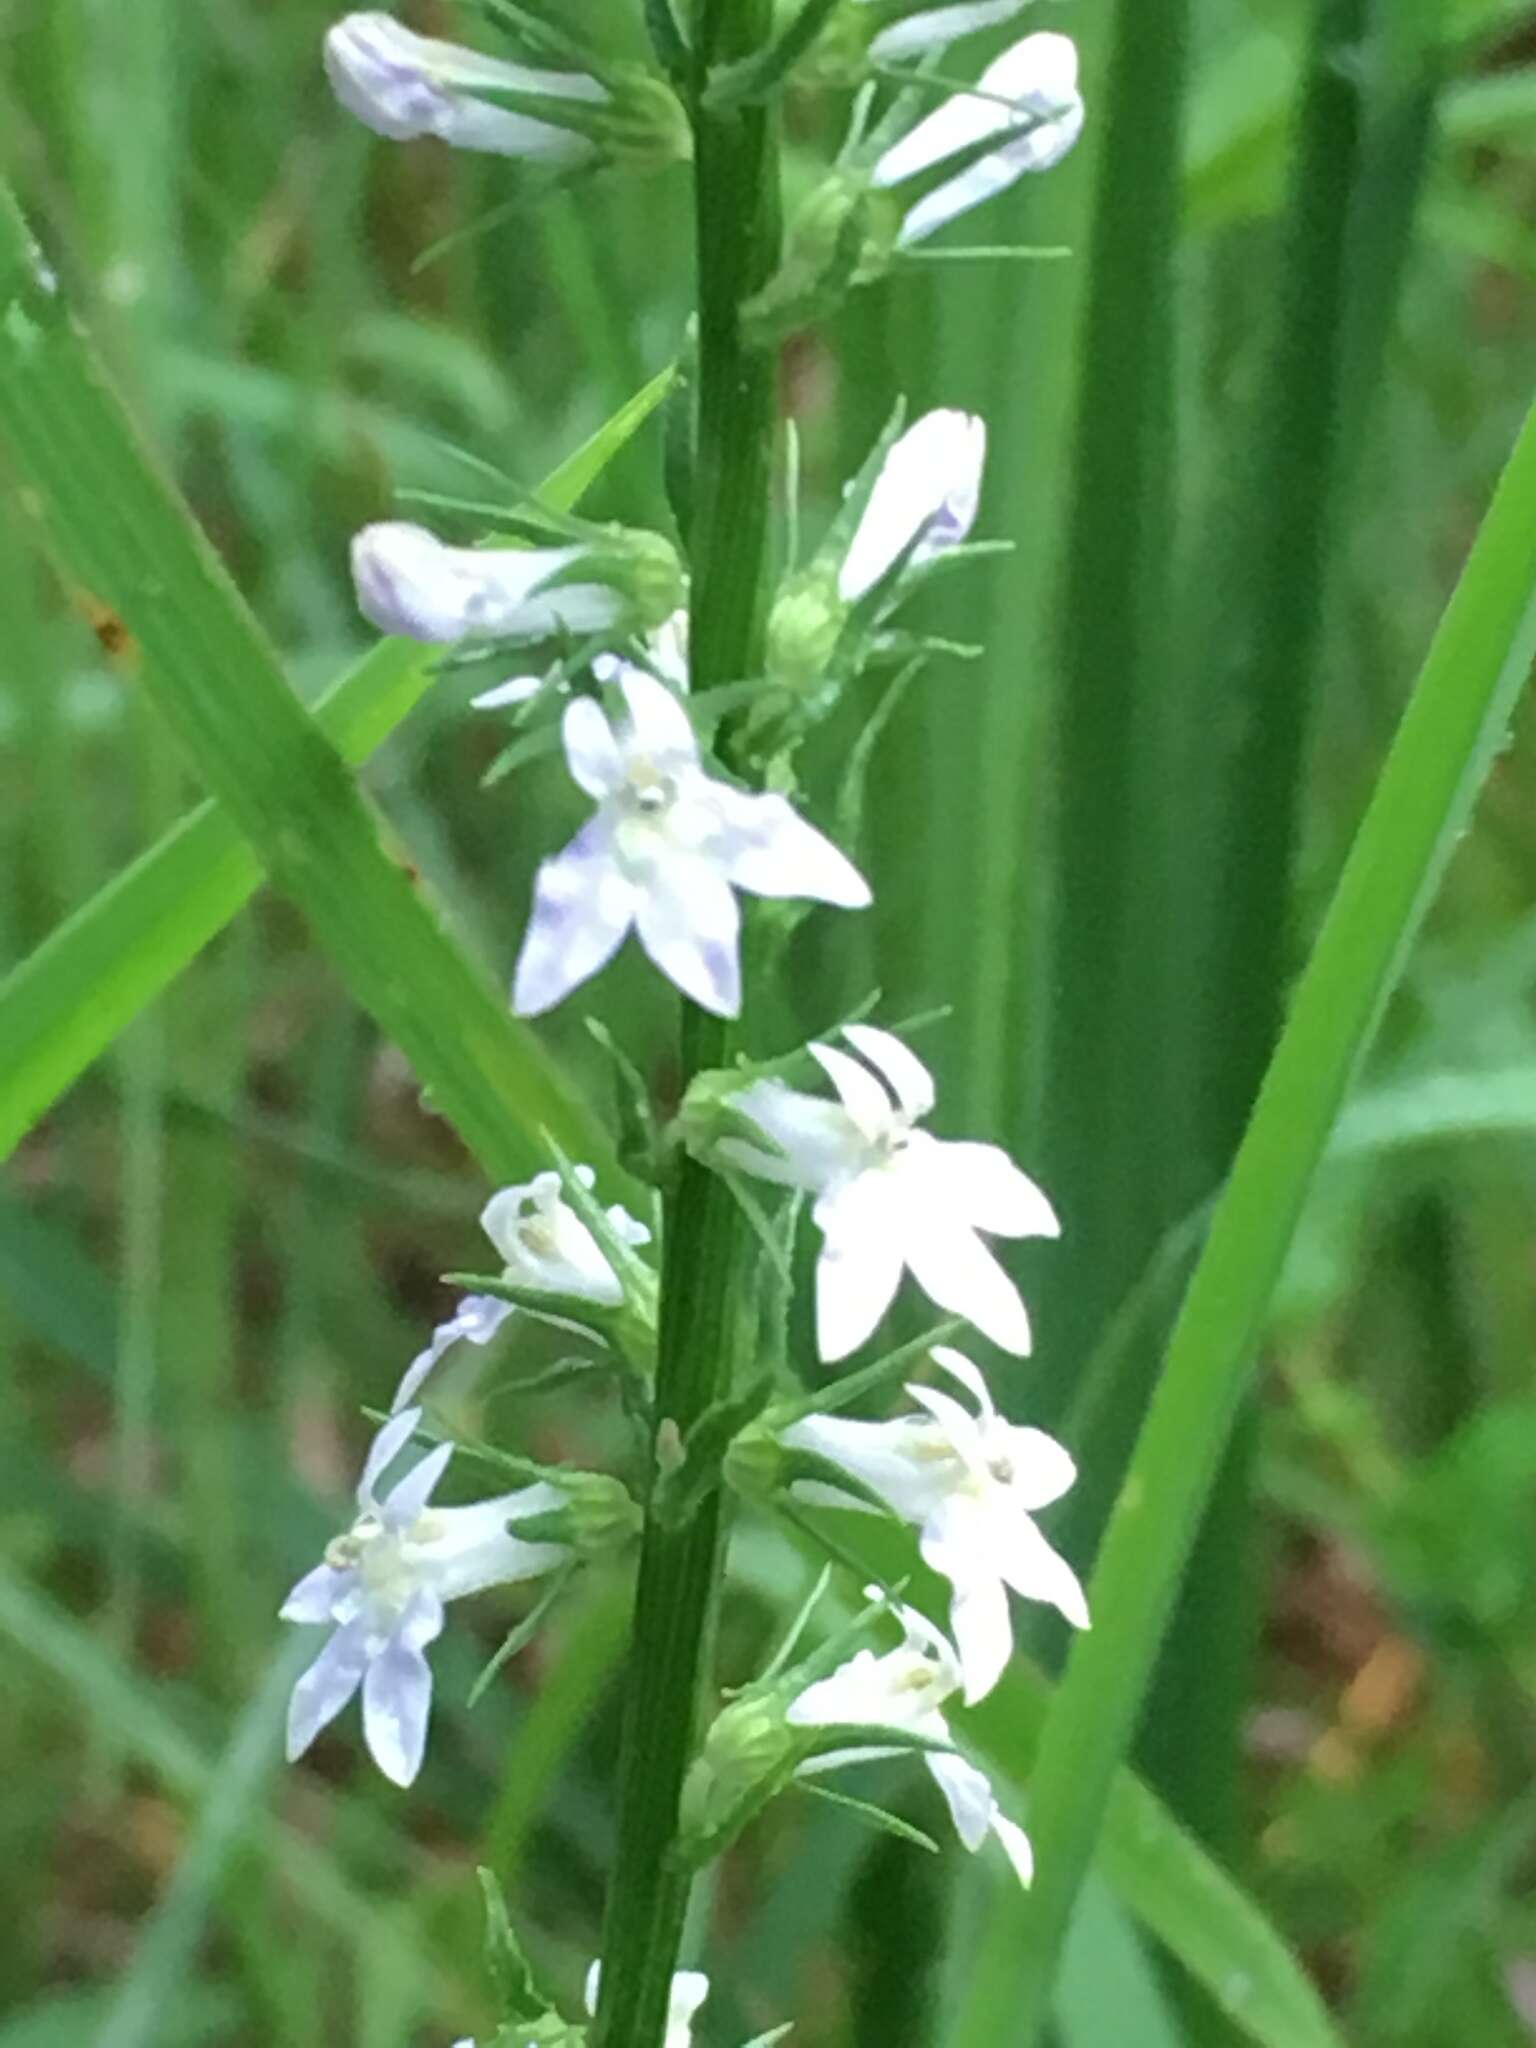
291, 7, 1091, 2041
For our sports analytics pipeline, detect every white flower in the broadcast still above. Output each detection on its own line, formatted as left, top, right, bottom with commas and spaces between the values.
391, 1167, 650, 1411
282, 1410, 568, 1785
512, 667, 871, 1018
788, 1601, 1034, 1884
785, 1347, 1087, 1700
864, 0, 1034, 64
721, 1025, 1058, 1360
873, 32, 1084, 246
839, 410, 986, 603
350, 522, 626, 646
324, 13, 604, 162
584, 1964, 710, 2048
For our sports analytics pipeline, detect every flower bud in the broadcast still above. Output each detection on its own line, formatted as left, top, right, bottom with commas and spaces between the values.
741, 170, 869, 347
507, 1470, 641, 1559
681, 1693, 798, 1845
722, 1417, 788, 1502
603, 65, 693, 169
767, 564, 846, 694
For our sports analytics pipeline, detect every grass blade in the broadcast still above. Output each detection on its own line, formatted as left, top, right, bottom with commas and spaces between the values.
0, 179, 663, 1181
1011, 389, 1536, 2038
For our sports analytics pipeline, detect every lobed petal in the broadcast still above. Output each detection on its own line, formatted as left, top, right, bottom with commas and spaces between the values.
925, 1748, 996, 1852
634, 849, 743, 1015
382, 1438, 454, 1528
562, 696, 626, 798
902, 1212, 1033, 1355
813, 1174, 908, 1361
280, 1561, 353, 1625
286, 1617, 371, 1762
358, 1406, 424, 1508
808, 1042, 894, 1144
513, 816, 637, 1016
361, 1632, 435, 1786
616, 666, 700, 769
711, 786, 872, 908
869, 0, 1032, 60
843, 1023, 936, 1120
918, 1135, 1059, 1238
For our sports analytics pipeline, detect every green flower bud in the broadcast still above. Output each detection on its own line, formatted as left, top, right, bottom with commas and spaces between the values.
605, 66, 692, 168
723, 1417, 788, 1503
767, 563, 846, 694
508, 1472, 641, 1559
681, 1692, 798, 1845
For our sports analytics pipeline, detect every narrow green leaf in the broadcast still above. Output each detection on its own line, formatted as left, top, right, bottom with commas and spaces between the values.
0, 187, 668, 1173
1012, 392, 1536, 2038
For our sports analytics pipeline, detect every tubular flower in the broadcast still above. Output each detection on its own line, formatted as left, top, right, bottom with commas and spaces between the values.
720, 1025, 1058, 1360
391, 1167, 650, 1411
839, 409, 987, 603
282, 1409, 569, 1785
324, 13, 605, 162
350, 522, 636, 647
784, 1347, 1088, 1700
584, 1964, 711, 2048
788, 1601, 1035, 1883
873, 32, 1084, 246
512, 666, 871, 1018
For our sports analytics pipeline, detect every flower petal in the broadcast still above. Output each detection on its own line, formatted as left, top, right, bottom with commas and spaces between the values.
286, 1618, 370, 1761
711, 786, 872, 908
783, 1412, 949, 1523
808, 1042, 894, 1143
359, 1406, 424, 1508
838, 411, 987, 603
634, 851, 742, 1015
471, 673, 544, 708
869, 0, 1030, 61
513, 816, 637, 1016
921, 1508, 1014, 1702
382, 1439, 454, 1528
842, 1024, 936, 1120
814, 1175, 908, 1361
725, 1079, 863, 1191
280, 1561, 352, 1625
918, 1136, 1059, 1237
927, 1342, 995, 1420
902, 1215, 1033, 1355
391, 1294, 513, 1413
989, 1501, 1090, 1629
990, 1810, 1035, 1886
617, 666, 699, 768
562, 696, 626, 798
361, 1630, 435, 1786
998, 1422, 1078, 1511
926, 1749, 996, 1851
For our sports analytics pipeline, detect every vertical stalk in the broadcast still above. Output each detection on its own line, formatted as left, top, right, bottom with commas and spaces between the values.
591, 8, 782, 2046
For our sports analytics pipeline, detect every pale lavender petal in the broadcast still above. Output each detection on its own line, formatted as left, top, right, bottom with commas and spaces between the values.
896, 113, 1079, 246
838, 411, 986, 602
391, 1294, 513, 1414
562, 696, 625, 799
634, 851, 742, 1016
842, 1024, 935, 1120
286, 1618, 370, 1761
617, 666, 699, 767
513, 816, 637, 1016
711, 786, 872, 907
362, 1633, 435, 1786
359, 1406, 424, 1508
382, 1439, 454, 1528
280, 1561, 352, 1624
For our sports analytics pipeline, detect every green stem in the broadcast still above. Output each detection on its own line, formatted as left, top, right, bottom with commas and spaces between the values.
590, 9, 782, 2045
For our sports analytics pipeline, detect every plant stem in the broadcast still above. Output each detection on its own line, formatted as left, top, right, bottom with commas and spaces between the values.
590, 8, 781, 2044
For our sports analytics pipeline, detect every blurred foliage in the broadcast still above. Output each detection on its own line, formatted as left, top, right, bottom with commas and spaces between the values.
4, 0, 1536, 2043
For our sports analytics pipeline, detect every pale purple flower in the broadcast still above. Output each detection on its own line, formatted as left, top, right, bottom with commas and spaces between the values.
785, 1347, 1087, 1700
512, 666, 871, 1018
789, 1600, 1034, 1882
839, 410, 986, 602
350, 522, 626, 646
282, 1408, 568, 1785
324, 13, 604, 162
873, 32, 1084, 246
390, 1167, 650, 1412
720, 1025, 1058, 1360
863, 0, 1035, 64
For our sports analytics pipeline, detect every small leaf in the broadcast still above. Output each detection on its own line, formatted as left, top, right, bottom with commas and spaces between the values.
796, 1780, 941, 1854
469, 1573, 574, 1710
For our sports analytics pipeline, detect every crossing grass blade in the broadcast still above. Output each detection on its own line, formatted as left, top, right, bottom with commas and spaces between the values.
1009, 387, 1536, 2038
0, 182, 671, 1176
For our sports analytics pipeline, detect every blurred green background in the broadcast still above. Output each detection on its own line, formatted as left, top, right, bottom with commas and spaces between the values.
5, 0, 1536, 2042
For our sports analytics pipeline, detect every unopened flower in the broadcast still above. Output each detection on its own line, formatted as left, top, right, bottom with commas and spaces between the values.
350, 521, 682, 649
785, 1346, 1087, 1700
585, 1964, 710, 2048
874, 32, 1084, 246
512, 667, 871, 1018
282, 1408, 569, 1785
391, 1167, 649, 1411
721, 1025, 1057, 1360
325, 13, 605, 163
788, 1601, 1034, 1883
839, 409, 986, 603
